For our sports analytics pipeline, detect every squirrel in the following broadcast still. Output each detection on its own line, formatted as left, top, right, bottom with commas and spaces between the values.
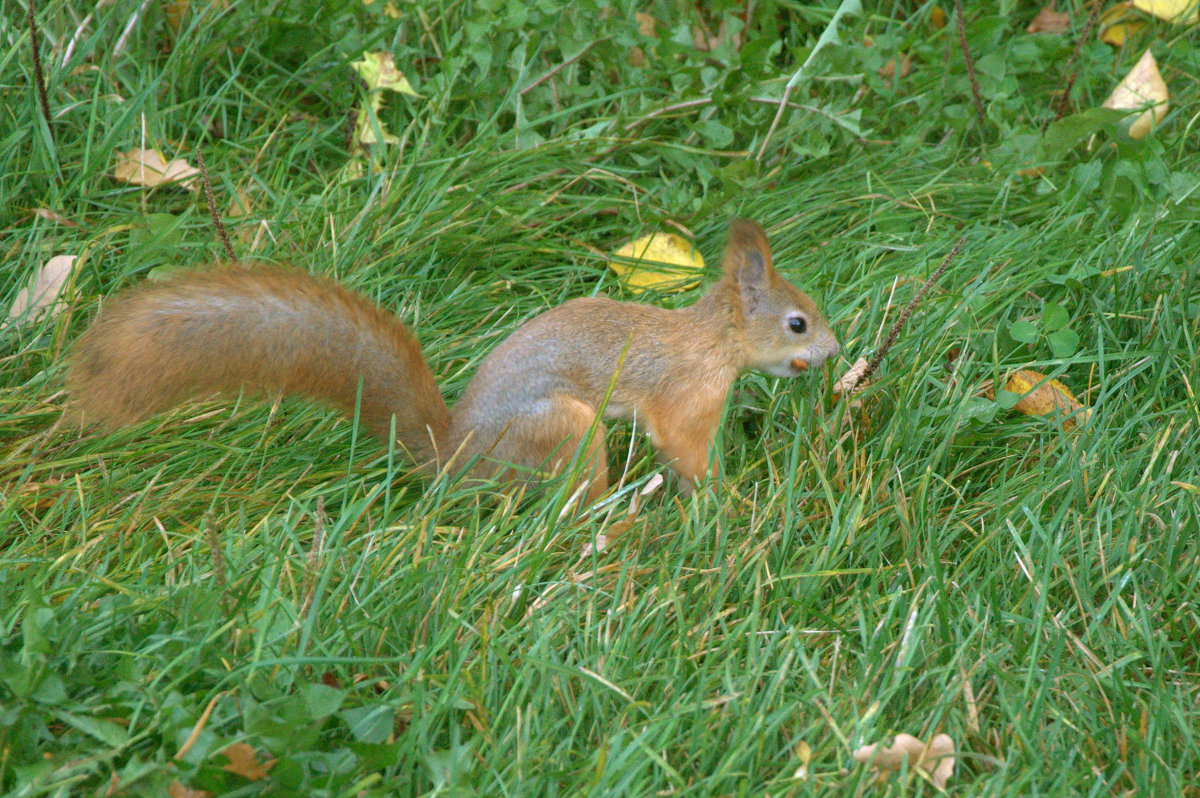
67, 219, 839, 503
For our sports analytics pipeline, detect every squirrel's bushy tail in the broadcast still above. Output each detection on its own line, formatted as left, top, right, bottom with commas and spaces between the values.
67, 267, 450, 459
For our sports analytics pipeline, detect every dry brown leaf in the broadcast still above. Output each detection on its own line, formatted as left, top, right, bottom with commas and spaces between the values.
585, 473, 663, 555
221, 742, 276, 781
608, 232, 704, 294
113, 148, 200, 191
7, 255, 76, 326
832, 357, 869, 397
1102, 49, 1169, 139
929, 6, 948, 29
629, 11, 658, 66
33, 207, 79, 227
636, 11, 657, 36
878, 53, 913, 81
853, 732, 956, 789
1027, 3, 1071, 33
167, 780, 213, 798
166, 0, 190, 34
692, 16, 742, 52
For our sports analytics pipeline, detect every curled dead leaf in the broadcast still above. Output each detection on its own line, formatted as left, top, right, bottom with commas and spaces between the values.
1102, 49, 1169, 139
853, 732, 956, 789
113, 148, 200, 191
608, 232, 704, 294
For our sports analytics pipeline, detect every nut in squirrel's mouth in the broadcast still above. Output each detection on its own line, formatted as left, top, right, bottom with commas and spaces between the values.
790, 357, 809, 372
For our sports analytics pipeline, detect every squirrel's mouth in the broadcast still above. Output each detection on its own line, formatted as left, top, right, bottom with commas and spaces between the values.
790, 357, 809, 372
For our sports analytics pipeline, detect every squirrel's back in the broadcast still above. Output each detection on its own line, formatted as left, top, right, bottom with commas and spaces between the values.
67, 267, 450, 456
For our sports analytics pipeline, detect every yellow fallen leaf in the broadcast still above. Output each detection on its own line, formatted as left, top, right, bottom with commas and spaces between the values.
1131, 0, 1199, 23
988, 368, 1091, 429
348, 52, 421, 153
929, 6, 947, 29
1098, 3, 1147, 45
853, 732, 956, 789
1101, 20, 1145, 45
350, 51, 420, 96
6, 255, 76, 326
113, 148, 200, 191
608, 232, 704, 293
1102, 49, 1169, 139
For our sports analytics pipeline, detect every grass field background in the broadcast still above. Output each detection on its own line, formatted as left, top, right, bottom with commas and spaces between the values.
2, 1, 1198, 794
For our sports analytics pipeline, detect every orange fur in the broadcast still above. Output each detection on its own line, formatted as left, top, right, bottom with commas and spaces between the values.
67, 219, 838, 499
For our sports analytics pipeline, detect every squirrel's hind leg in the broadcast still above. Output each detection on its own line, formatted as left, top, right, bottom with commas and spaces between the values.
477, 395, 610, 503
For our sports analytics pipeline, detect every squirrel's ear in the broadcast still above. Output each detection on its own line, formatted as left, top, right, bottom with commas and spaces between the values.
722, 219, 773, 310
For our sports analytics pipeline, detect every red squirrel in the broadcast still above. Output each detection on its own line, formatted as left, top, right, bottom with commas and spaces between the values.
68, 219, 839, 502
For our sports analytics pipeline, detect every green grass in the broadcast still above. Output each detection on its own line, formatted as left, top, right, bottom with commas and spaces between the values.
3, 0, 1199, 795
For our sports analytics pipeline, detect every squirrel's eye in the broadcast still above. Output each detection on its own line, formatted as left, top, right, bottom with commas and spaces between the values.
788, 316, 807, 334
